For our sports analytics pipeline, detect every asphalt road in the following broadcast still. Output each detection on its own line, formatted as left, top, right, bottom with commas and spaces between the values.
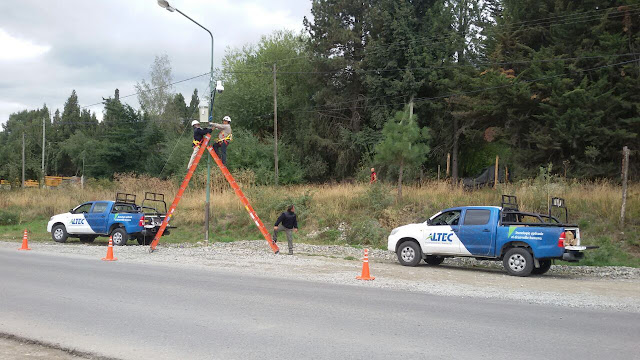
1, 249, 638, 360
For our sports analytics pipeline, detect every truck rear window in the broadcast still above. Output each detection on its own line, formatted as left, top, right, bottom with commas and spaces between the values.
463, 209, 491, 225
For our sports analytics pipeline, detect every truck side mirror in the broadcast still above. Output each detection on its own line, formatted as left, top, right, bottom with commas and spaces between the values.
426, 219, 432, 226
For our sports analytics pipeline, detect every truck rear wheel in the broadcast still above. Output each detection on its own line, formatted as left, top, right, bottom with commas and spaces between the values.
110, 228, 128, 246
503, 248, 534, 277
532, 259, 552, 275
52, 224, 68, 243
397, 241, 422, 267
424, 255, 445, 266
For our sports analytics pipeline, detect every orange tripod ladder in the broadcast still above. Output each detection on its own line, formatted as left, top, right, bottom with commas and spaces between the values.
149, 134, 280, 254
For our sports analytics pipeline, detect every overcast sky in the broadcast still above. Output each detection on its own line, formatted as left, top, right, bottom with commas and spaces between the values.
0, 0, 311, 125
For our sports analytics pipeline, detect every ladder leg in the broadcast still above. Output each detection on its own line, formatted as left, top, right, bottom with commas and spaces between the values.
149, 135, 212, 252
207, 145, 280, 254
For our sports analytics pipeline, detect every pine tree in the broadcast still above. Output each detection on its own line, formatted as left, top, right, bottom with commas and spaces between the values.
375, 108, 430, 199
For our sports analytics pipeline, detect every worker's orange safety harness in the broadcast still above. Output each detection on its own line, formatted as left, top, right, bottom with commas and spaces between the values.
149, 134, 279, 254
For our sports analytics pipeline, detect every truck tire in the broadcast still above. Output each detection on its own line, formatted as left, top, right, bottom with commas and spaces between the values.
532, 259, 552, 275
110, 227, 128, 246
503, 248, 534, 277
397, 241, 422, 267
424, 255, 445, 266
79, 236, 97, 243
52, 224, 68, 243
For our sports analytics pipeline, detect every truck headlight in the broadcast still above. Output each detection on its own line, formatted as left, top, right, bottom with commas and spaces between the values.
390, 228, 400, 236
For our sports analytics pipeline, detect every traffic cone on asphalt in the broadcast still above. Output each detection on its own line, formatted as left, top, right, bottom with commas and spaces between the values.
102, 236, 117, 261
18, 229, 31, 251
356, 248, 375, 280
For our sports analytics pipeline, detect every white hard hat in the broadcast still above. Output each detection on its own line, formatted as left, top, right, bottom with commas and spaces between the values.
223, 116, 231, 122
191, 120, 200, 126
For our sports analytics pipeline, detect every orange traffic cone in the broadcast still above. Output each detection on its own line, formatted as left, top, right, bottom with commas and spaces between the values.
102, 236, 117, 261
18, 229, 31, 251
356, 248, 375, 280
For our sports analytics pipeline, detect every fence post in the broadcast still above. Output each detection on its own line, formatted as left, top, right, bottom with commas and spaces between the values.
620, 146, 630, 228
446, 153, 450, 178
494, 155, 499, 189
437, 165, 441, 182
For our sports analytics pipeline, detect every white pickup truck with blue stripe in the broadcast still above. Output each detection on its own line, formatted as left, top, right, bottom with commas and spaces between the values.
47, 193, 170, 246
388, 195, 594, 276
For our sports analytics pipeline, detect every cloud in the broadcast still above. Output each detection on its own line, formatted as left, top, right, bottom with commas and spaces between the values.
0, 29, 51, 61
0, 0, 311, 125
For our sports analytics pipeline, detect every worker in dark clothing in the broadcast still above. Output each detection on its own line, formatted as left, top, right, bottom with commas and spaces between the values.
187, 120, 212, 169
274, 205, 298, 255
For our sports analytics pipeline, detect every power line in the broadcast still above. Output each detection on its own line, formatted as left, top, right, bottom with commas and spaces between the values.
222, 52, 640, 75
241, 4, 640, 72
80, 72, 210, 109
287, 58, 640, 115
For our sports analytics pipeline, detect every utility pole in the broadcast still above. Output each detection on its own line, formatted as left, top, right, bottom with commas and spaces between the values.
620, 146, 630, 228
273, 63, 279, 186
42, 116, 45, 187
22, 132, 25, 188
409, 96, 414, 121
82, 152, 85, 190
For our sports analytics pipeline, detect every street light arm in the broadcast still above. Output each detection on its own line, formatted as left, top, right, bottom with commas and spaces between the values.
173, 8, 215, 119
174, 8, 214, 50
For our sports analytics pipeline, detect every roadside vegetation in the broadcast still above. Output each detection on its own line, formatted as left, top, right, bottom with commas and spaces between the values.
0, 174, 637, 267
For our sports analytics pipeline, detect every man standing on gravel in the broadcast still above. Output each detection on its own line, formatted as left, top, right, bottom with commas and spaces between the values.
274, 205, 298, 255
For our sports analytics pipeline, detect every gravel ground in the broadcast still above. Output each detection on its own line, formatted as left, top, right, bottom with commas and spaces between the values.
0, 334, 108, 360
2, 239, 639, 313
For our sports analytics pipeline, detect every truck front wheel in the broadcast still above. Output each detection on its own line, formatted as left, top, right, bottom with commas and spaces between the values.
397, 241, 422, 267
110, 228, 128, 246
52, 224, 68, 243
503, 248, 534, 277
532, 259, 552, 275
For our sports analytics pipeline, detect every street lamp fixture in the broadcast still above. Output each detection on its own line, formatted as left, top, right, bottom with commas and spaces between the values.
157, 0, 175, 12
157, 0, 217, 245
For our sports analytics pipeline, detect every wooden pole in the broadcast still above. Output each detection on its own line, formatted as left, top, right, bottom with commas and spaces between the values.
505, 166, 509, 184
446, 153, 450, 178
41, 116, 45, 188
494, 155, 499, 189
273, 63, 279, 186
22, 132, 25, 188
437, 165, 441, 182
620, 146, 630, 228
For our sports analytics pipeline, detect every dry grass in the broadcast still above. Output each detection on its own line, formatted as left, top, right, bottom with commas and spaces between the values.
0, 176, 638, 266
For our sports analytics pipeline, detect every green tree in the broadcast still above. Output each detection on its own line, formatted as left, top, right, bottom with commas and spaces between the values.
375, 108, 429, 199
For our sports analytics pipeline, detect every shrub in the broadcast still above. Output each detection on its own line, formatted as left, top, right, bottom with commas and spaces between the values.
0, 209, 19, 225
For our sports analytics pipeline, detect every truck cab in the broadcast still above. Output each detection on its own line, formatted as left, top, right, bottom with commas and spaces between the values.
387, 196, 593, 276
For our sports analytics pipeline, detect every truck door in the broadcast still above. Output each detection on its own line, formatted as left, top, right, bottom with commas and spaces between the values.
68, 202, 94, 234
423, 210, 461, 255
459, 208, 494, 256
85, 202, 110, 234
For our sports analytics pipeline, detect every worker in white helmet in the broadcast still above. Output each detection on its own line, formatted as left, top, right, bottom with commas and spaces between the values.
187, 120, 212, 169
211, 115, 233, 166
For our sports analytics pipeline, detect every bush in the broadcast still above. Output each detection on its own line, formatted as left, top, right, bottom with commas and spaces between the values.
346, 217, 387, 248
0, 209, 19, 225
